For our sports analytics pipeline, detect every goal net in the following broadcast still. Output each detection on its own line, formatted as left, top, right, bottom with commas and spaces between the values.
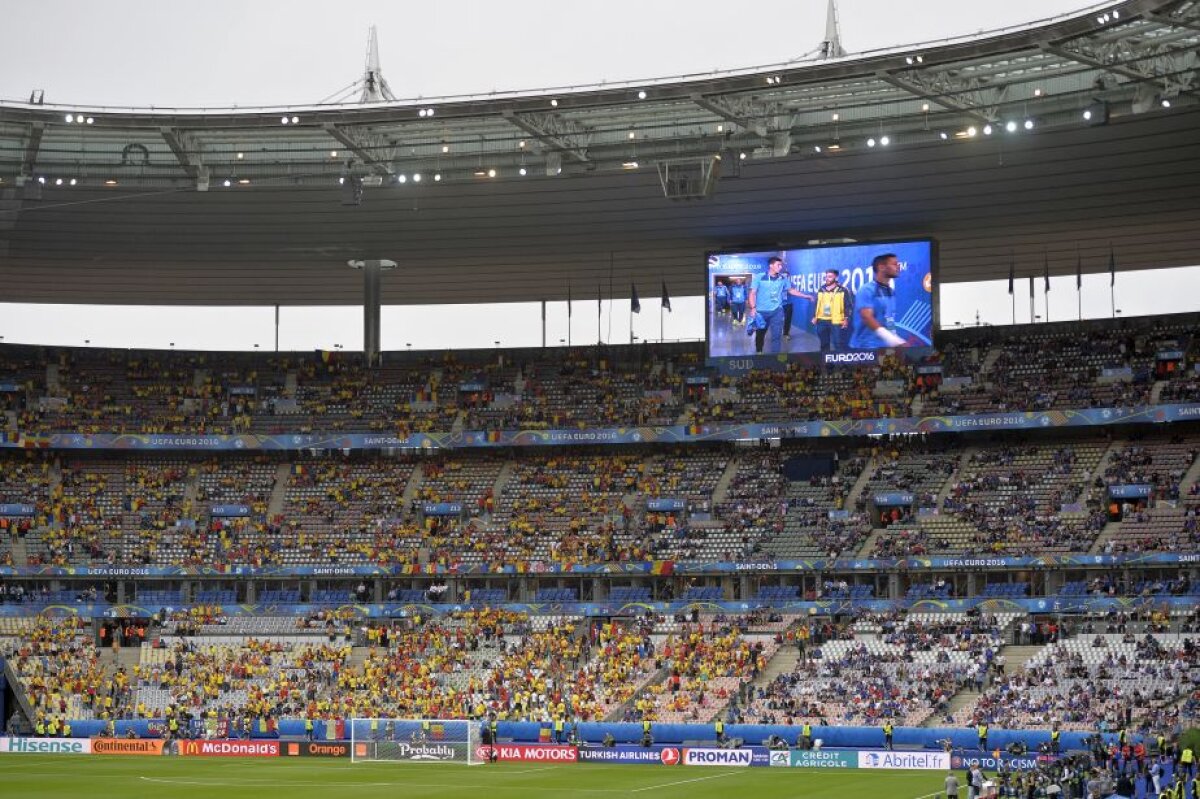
349, 719, 483, 764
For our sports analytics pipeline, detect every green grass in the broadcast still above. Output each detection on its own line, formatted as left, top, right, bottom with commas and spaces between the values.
0, 756, 950, 798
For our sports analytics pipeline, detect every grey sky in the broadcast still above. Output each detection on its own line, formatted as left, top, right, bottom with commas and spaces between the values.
2, 0, 1098, 107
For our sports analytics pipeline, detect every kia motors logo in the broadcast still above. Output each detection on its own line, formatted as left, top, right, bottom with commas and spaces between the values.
660, 748, 680, 765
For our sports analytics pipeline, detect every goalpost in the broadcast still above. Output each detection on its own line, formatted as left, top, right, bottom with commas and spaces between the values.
349, 718, 484, 765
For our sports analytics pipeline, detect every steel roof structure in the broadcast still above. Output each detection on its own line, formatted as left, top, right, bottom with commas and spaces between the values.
0, 0, 1197, 306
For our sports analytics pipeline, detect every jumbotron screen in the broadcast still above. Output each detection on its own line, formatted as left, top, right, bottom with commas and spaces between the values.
705, 239, 936, 361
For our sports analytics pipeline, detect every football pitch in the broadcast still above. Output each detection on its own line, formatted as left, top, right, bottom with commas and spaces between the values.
0, 757, 949, 798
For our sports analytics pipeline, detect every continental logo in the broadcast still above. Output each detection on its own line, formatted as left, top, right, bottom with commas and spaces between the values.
92, 738, 164, 756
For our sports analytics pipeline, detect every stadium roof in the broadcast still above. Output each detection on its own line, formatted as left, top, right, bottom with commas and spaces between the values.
0, 0, 1198, 306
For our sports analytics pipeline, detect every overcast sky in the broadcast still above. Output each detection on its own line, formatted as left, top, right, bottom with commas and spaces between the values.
5, 0, 1181, 353
2, 0, 1101, 107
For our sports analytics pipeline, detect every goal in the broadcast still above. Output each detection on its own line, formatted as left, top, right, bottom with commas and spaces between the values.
349, 718, 483, 764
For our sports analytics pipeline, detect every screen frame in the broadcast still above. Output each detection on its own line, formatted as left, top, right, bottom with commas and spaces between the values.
703, 237, 940, 364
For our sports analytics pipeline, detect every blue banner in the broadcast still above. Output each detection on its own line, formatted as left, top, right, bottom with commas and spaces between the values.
3, 592, 1200, 620
873, 493, 914, 506
3, 403, 1196, 453
210, 504, 252, 517
0, 504, 35, 516
422, 502, 463, 516
646, 498, 686, 512
0, 551, 1196, 580
1157, 350, 1184, 360
915, 365, 943, 375
0, 383, 21, 392
228, 386, 257, 395
1109, 485, 1152, 499
458, 382, 487, 392
1101, 367, 1133, 379
684, 375, 710, 385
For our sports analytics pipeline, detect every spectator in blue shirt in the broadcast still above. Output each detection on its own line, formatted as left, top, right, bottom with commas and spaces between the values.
849, 253, 906, 349
749, 257, 814, 353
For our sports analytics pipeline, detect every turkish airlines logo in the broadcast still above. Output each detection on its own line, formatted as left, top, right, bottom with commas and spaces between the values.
659, 748, 680, 765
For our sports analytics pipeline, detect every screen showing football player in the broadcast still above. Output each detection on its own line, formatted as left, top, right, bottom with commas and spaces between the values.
849, 253, 906, 349
748, 256, 814, 354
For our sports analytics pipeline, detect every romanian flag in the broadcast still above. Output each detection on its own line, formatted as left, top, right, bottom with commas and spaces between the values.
486, 430, 502, 443
686, 424, 705, 436
21, 434, 50, 449
430, 723, 445, 740
319, 350, 333, 364
651, 560, 675, 576
293, 464, 306, 476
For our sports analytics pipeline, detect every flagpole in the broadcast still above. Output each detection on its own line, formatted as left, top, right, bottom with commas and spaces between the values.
1043, 252, 1050, 325
1009, 253, 1015, 326
1109, 243, 1116, 319
1028, 275, 1035, 325
1076, 248, 1082, 322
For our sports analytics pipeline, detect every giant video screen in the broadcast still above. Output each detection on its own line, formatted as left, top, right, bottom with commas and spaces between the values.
706, 239, 935, 361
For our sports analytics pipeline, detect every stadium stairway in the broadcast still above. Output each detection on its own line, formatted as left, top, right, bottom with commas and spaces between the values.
937, 447, 979, 507
845, 454, 879, 510
1089, 520, 1124, 554
3, 659, 37, 724
920, 643, 1043, 727
750, 642, 802, 691
710, 459, 743, 506
1000, 645, 1043, 670
10, 530, 29, 565
347, 646, 372, 672
979, 344, 1005, 376
1150, 380, 1166, 405
401, 463, 426, 507
268, 463, 291, 518
922, 690, 980, 727
45, 361, 61, 394
1181, 451, 1200, 495
855, 528, 888, 559
1084, 440, 1126, 505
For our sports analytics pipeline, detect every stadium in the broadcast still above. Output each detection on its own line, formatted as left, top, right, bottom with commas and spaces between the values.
1, 0, 1199, 797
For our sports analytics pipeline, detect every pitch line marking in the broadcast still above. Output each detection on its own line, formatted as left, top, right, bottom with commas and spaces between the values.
629, 770, 742, 793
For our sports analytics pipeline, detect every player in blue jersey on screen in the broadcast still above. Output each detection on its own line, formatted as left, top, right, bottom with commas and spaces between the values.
849, 253, 907, 349
713, 280, 730, 316
748, 256, 814, 353
728, 278, 748, 324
